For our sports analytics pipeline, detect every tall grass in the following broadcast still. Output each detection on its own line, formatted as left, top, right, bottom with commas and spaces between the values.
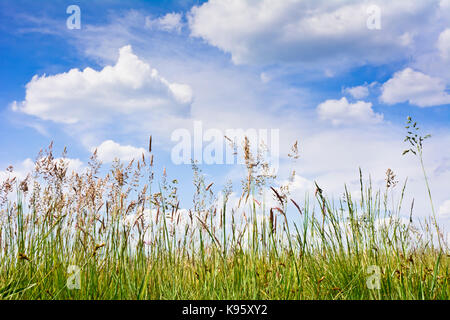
0, 130, 448, 300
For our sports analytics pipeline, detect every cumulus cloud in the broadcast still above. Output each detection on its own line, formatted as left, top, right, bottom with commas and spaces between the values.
93, 140, 147, 163
317, 97, 383, 125
344, 85, 370, 99
12, 45, 193, 124
380, 68, 450, 107
0, 158, 84, 183
0, 159, 34, 183
188, 0, 437, 67
55, 158, 85, 174
146, 12, 183, 33
437, 28, 450, 60
439, 200, 450, 218
281, 174, 315, 204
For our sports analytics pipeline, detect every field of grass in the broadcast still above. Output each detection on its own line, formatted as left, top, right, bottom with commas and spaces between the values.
0, 128, 448, 300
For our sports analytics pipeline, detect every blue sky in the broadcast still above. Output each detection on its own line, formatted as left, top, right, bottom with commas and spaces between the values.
1, 0, 450, 232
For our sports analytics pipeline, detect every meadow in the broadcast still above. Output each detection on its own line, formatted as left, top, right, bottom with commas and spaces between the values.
0, 120, 448, 300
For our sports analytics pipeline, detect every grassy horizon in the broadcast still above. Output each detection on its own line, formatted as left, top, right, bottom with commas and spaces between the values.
0, 132, 448, 300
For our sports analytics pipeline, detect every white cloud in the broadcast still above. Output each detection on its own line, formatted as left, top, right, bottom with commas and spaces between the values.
0, 159, 34, 183
260, 72, 270, 83
344, 85, 370, 99
441, 0, 450, 9
437, 28, 450, 60
381, 68, 450, 107
93, 140, 147, 163
324, 69, 335, 78
56, 158, 85, 174
399, 32, 413, 47
146, 12, 183, 33
188, 0, 437, 67
0, 158, 84, 183
280, 174, 315, 202
289, 174, 314, 192
13, 45, 193, 124
447, 232, 450, 248
439, 200, 450, 218
317, 97, 383, 125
